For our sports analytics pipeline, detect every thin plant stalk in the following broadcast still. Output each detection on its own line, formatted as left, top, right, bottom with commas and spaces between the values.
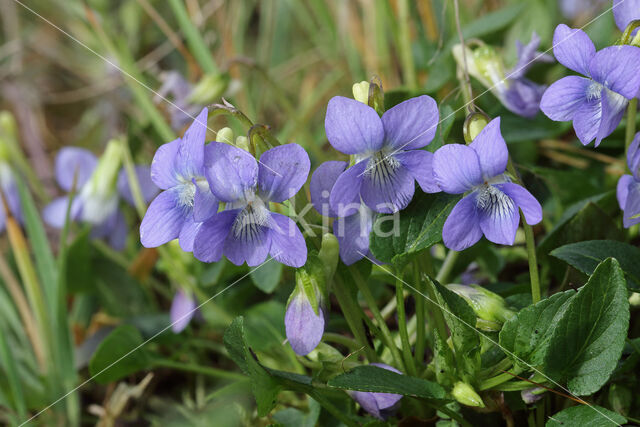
507, 160, 541, 303
332, 274, 378, 362
394, 276, 417, 376
626, 98, 637, 153
349, 266, 403, 368
397, 0, 416, 88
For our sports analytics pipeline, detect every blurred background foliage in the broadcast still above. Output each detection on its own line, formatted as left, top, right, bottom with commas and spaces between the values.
0, 0, 636, 425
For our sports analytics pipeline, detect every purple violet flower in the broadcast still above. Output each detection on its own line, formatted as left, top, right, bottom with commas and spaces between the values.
43, 146, 157, 250
284, 290, 325, 355
502, 33, 554, 118
324, 95, 440, 215
310, 160, 375, 265
170, 289, 197, 333
193, 142, 310, 267
433, 118, 542, 251
140, 108, 219, 251
0, 162, 22, 231
540, 24, 640, 146
613, 0, 640, 32
348, 363, 403, 419
617, 133, 640, 227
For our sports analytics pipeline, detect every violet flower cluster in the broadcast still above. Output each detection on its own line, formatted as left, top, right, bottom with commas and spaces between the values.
141, 107, 310, 269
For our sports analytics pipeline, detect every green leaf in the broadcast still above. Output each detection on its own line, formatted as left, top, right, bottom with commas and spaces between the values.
223, 317, 283, 416
501, 114, 571, 143
65, 228, 94, 294
499, 291, 574, 367
370, 193, 460, 267
457, 4, 524, 41
546, 405, 626, 427
544, 259, 630, 395
250, 260, 282, 293
327, 365, 445, 399
431, 280, 480, 380
550, 240, 640, 291
15, 178, 58, 303
89, 325, 152, 384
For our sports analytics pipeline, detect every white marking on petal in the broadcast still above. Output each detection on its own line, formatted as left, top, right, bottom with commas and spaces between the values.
475, 184, 515, 219
232, 198, 271, 242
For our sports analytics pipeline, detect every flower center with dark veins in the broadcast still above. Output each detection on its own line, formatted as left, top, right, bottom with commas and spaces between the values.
364, 151, 400, 186
475, 184, 514, 218
232, 199, 271, 242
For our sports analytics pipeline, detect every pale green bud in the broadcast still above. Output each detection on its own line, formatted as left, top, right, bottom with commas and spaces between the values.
234, 136, 250, 152
452, 382, 484, 408
188, 72, 230, 104
629, 292, 640, 307
352, 81, 370, 105
216, 127, 235, 144
463, 112, 490, 143
472, 45, 507, 88
80, 139, 124, 224
447, 284, 515, 330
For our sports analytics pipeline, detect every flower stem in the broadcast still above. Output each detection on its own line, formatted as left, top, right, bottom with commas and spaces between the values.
507, 160, 541, 303
414, 261, 426, 365
435, 249, 459, 284
626, 98, 637, 153
423, 275, 450, 350
395, 276, 417, 376
397, 0, 416, 88
332, 274, 378, 362
349, 267, 403, 368
153, 359, 246, 380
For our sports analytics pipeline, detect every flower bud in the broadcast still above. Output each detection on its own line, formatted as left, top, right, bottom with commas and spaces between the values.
80, 139, 124, 224
447, 284, 514, 331
463, 112, 490, 143
521, 386, 545, 404
234, 135, 250, 152
629, 292, 640, 307
284, 287, 324, 356
170, 289, 197, 333
452, 381, 485, 408
352, 81, 370, 104
216, 127, 235, 144
285, 256, 328, 355
318, 233, 339, 283
188, 72, 230, 104
348, 363, 403, 419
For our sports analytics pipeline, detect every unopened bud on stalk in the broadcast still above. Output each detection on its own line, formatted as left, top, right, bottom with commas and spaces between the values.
352, 81, 370, 105
234, 135, 250, 152
463, 112, 490, 143
80, 139, 124, 224
285, 255, 328, 355
447, 284, 515, 331
216, 127, 235, 144
629, 292, 640, 307
188, 72, 230, 104
452, 381, 485, 408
